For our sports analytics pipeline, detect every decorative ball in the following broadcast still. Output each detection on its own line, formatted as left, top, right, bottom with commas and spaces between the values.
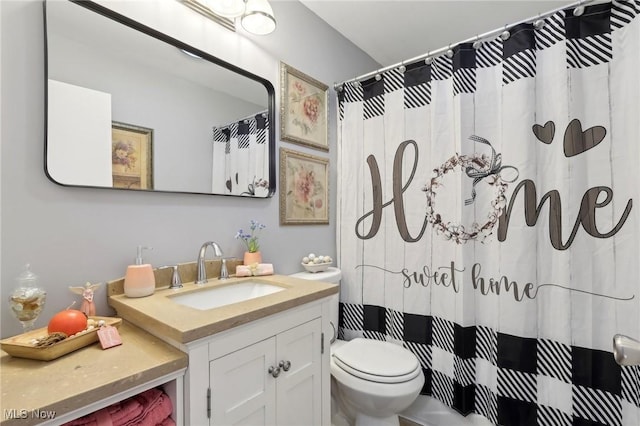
47, 309, 88, 337
302, 256, 310, 264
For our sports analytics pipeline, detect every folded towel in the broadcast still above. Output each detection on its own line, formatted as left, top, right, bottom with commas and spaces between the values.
63, 388, 173, 426
236, 263, 274, 277
158, 417, 175, 426
122, 387, 173, 426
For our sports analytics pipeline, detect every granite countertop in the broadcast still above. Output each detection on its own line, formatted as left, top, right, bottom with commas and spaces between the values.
108, 274, 338, 344
0, 322, 187, 426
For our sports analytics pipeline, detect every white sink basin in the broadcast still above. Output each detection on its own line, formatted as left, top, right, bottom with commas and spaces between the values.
170, 281, 285, 310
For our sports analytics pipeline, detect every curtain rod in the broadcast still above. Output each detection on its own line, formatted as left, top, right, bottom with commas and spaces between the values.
214, 110, 268, 130
334, 0, 612, 90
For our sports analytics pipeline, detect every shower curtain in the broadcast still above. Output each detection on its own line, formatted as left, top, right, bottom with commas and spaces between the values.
212, 112, 269, 196
337, 2, 640, 425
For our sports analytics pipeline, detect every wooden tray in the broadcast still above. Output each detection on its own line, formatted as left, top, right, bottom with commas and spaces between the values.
0, 316, 122, 361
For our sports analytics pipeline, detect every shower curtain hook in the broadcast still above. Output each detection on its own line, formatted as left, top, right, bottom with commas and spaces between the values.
533, 13, 545, 29
574, 0, 585, 16
446, 44, 454, 58
473, 35, 483, 50
500, 24, 511, 41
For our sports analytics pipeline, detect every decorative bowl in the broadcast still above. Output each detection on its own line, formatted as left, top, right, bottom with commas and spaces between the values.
0, 316, 122, 361
302, 262, 332, 273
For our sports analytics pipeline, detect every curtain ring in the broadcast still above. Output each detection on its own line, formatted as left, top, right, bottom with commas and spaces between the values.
472, 35, 483, 50
375, 73, 382, 81
398, 62, 406, 73
500, 25, 511, 41
446, 44, 454, 58
533, 13, 545, 30
574, 0, 585, 16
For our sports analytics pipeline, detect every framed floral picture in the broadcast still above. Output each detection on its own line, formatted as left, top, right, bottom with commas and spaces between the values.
111, 122, 153, 190
280, 148, 329, 225
280, 62, 328, 151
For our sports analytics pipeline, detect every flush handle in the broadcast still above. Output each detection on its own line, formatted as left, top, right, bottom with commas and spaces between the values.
268, 366, 281, 378
279, 360, 291, 371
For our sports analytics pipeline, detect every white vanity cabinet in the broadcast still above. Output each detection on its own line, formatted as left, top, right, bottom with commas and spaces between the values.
182, 298, 331, 426
210, 318, 322, 425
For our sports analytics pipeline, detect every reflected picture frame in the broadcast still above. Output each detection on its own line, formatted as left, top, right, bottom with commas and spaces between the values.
280, 62, 329, 152
279, 148, 329, 225
111, 122, 153, 190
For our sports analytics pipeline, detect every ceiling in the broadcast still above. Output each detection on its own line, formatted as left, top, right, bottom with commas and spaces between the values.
299, 1, 572, 68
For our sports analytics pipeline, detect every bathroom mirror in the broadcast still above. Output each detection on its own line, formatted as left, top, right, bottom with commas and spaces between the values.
44, 0, 275, 197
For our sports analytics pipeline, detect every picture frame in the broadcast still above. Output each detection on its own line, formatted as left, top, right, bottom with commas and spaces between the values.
279, 148, 329, 225
111, 122, 153, 190
280, 62, 329, 152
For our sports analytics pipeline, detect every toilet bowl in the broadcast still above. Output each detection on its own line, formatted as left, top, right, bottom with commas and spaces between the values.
290, 268, 424, 426
330, 338, 424, 426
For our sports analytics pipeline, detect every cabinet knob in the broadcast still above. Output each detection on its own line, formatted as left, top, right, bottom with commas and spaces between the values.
268, 366, 281, 378
279, 360, 291, 371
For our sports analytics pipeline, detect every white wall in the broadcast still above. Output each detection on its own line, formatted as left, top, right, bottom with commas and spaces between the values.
0, 0, 378, 338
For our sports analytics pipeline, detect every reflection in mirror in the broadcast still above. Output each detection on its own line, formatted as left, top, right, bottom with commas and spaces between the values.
45, 0, 275, 197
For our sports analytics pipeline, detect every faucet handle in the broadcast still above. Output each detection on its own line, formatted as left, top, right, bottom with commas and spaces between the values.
159, 265, 183, 289
219, 258, 230, 280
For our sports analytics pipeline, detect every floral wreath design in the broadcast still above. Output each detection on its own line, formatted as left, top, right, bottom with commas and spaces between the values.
422, 136, 519, 244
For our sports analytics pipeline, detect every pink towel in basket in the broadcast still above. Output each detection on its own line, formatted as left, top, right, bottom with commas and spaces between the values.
63, 387, 173, 426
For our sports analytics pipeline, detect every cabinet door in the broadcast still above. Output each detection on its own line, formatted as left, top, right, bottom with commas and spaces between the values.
276, 318, 322, 426
210, 338, 276, 426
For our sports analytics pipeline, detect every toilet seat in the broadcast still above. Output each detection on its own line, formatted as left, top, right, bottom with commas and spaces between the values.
332, 338, 421, 384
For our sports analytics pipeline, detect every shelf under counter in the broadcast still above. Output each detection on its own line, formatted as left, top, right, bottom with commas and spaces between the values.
0, 321, 188, 426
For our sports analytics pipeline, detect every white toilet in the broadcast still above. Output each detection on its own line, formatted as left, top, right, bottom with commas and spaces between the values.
290, 267, 424, 426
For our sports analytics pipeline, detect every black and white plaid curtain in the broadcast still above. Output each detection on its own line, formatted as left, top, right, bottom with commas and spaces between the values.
337, 2, 640, 425
212, 112, 268, 196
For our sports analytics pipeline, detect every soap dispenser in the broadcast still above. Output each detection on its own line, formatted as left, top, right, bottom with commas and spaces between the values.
124, 246, 155, 298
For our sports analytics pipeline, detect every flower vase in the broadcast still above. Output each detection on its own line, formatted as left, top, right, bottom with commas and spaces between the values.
244, 251, 262, 265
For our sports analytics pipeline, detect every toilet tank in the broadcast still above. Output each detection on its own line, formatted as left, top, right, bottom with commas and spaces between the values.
289, 267, 341, 342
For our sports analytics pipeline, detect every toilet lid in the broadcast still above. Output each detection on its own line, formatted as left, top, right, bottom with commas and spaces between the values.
332, 338, 421, 384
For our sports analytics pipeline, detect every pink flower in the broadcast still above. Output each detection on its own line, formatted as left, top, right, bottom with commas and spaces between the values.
303, 96, 320, 124
293, 81, 306, 95
294, 168, 315, 204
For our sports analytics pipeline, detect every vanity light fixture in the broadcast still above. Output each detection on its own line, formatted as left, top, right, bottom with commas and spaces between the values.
181, 0, 235, 31
206, 0, 246, 18
241, 0, 277, 35
181, 0, 276, 35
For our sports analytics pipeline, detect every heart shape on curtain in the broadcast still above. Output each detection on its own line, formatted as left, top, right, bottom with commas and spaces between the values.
563, 118, 606, 157
532, 121, 555, 144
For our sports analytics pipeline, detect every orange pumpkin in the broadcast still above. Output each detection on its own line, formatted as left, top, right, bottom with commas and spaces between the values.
47, 309, 87, 336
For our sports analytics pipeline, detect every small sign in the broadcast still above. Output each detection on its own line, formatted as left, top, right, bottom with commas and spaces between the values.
97, 325, 122, 349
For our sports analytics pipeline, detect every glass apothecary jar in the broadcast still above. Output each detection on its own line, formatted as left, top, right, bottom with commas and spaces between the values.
9, 264, 47, 332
